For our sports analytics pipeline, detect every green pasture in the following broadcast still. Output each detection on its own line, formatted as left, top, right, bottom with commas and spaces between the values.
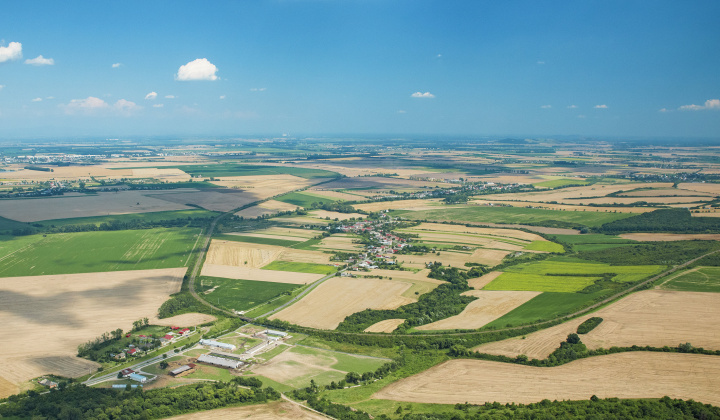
484, 272, 597, 292
524, 240, 565, 253
503, 259, 663, 283
391, 205, 632, 228
275, 191, 336, 208
661, 267, 720, 293
173, 163, 340, 179
0, 228, 200, 277
0, 215, 32, 233
483, 292, 602, 328
261, 260, 336, 275
550, 234, 633, 244
533, 179, 591, 188
36, 209, 219, 228
199, 276, 297, 312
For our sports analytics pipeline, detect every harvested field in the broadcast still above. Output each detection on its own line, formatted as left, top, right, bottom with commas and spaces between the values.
305, 189, 365, 201
208, 174, 316, 195
416, 290, 540, 331
354, 199, 444, 212
0, 268, 185, 391
397, 248, 509, 269
471, 199, 652, 214
270, 277, 414, 329
318, 176, 446, 190
0, 376, 17, 399
130, 167, 192, 182
201, 264, 323, 284
308, 210, 366, 220
150, 313, 217, 327
205, 240, 330, 267
235, 200, 299, 218
485, 183, 674, 203
364, 319, 406, 333
316, 235, 363, 251
166, 401, 325, 420
617, 188, 713, 197
567, 196, 711, 205
406, 223, 544, 242
245, 227, 320, 240
468, 271, 503, 289
620, 233, 720, 241
474, 289, 720, 359
0, 190, 192, 222
373, 353, 720, 405
677, 182, 720, 195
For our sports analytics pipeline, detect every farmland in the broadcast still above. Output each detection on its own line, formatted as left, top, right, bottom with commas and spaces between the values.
166, 401, 325, 420
275, 191, 336, 208
661, 267, 720, 292
0, 228, 199, 277
373, 353, 720, 405
199, 276, 297, 312
172, 163, 340, 179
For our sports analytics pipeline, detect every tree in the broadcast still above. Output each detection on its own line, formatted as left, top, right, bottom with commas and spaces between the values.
345, 372, 361, 384
159, 361, 169, 370
567, 333, 581, 344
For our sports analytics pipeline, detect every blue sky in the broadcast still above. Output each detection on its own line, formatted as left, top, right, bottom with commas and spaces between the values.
0, 0, 718, 139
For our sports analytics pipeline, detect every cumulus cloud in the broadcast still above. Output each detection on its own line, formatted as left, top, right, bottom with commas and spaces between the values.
145, 91, 157, 100
176, 58, 218, 81
594, 104, 608, 109
31, 97, 42, 102
567, 105, 577, 109
540, 105, 552, 109
411, 91, 435, 98
250, 87, 266, 92
0, 42, 22, 63
112, 63, 122, 68
679, 99, 720, 111
219, 95, 226, 99
25, 55, 54, 66
659, 108, 670, 113
62, 96, 109, 113
0, 85, 4, 90
46, 96, 54, 100
537, 61, 546, 65
114, 99, 140, 114
397, 110, 407, 114
165, 95, 175, 99
153, 104, 164, 108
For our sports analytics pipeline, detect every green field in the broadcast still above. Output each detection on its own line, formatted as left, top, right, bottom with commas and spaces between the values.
0, 215, 32, 233
275, 191, 336, 208
173, 163, 340, 179
391, 206, 632, 228
37, 209, 219, 228
0, 228, 200, 277
482, 292, 603, 328
214, 234, 302, 247
199, 276, 297, 312
550, 233, 636, 251
261, 260, 336, 275
533, 179, 591, 188
524, 240, 565, 253
661, 267, 720, 293
484, 272, 597, 292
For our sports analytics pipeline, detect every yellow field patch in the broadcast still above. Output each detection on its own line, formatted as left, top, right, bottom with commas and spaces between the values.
468, 271, 503, 289
475, 289, 720, 360
407, 223, 544, 242
308, 210, 366, 220
354, 199, 444, 212
415, 290, 540, 331
235, 200, 299, 219
166, 401, 325, 420
364, 319, 406, 333
270, 277, 415, 329
201, 264, 324, 284
373, 353, 720, 405
0, 268, 185, 393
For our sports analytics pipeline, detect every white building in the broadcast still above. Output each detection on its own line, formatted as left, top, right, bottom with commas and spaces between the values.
197, 354, 242, 369
199, 339, 237, 351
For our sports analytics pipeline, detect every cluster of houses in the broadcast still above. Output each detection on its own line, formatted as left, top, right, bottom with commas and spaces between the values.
335, 216, 409, 271
110, 327, 193, 361
119, 368, 155, 384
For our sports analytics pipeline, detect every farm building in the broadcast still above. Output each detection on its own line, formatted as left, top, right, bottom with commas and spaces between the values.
199, 339, 237, 351
120, 368, 134, 377
112, 384, 142, 389
38, 379, 57, 388
169, 363, 197, 377
266, 329, 289, 338
197, 354, 242, 369
128, 373, 148, 383
246, 340, 275, 356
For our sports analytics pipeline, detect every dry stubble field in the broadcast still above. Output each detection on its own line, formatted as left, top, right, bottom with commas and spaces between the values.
269, 277, 415, 329
474, 289, 720, 360
166, 401, 325, 420
0, 267, 185, 397
373, 353, 720, 405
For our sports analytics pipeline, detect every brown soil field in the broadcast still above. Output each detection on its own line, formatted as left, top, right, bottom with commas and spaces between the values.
617, 188, 714, 197
235, 200, 299, 218
415, 290, 540, 331
0, 268, 185, 393
373, 353, 720, 406
201, 264, 324, 284
620, 233, 720, 241
396, 248, 508, 269
354, 199, 444, 212
468, 271, 503, 289
270, 277, 414, 329
150, 313, 217, 327
244, 227, 320, 239
474, 290, 720, 360
0, 376, 18, 399
364, 319, 406, 333
316, 235, 364, 251
406, 223, 545, 242
166, 401, 325, 420
0, 190, 193, 222
148, 189, 260, 212
677, 182, 720, 195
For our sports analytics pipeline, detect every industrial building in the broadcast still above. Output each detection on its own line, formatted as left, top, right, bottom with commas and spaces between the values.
199, 339, 237, 351
169, 363, 197, 377
197, 354, 242, 369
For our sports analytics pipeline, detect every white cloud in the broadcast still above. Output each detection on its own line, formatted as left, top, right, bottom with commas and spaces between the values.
112, 63, 122, 68
397, 110, 407, 114
145, 91, 158, 100
679, 99, 720, 111
250, 87, 266, 92
411, 91, 435, 98
31, 97, 42, 102
24, 55, 54, 66
0, 42, 22, 63
537, 61, 546, 65
46, 96, 54, 100
659, 108, 670, 113
165, 95, 175, 99
540, 105, 552, 109
176, 58, 218, 81
63, 96, 109, 113
567, 105, 577, 109
436, 54, 442, 58
594, 104, 608, 109
219, 95, 226, 99
153, 103, 164, 108
114, 99, 139, 112
0, 85, 4, 90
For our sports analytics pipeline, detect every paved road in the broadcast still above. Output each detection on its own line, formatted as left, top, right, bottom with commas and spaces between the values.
84, 344, 196, 386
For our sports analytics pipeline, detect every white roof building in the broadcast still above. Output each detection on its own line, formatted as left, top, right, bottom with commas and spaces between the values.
199, 339, 237, 351
197, 354, 242, 369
